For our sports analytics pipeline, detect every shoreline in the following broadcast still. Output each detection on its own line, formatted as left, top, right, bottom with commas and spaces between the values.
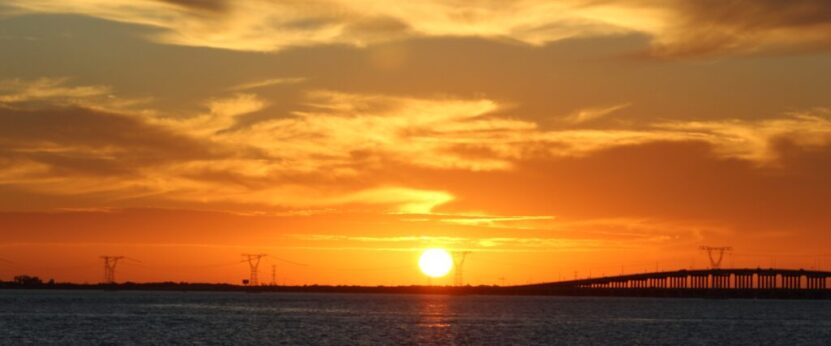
3, 281, 831, 300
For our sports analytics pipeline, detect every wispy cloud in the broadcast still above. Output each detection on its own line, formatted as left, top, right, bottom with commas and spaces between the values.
0, 0, 631, 52
6, 1, 830, 58
0, 77, 151, 114
228, 77, 305, 91
149, 93, 266, 137
657, 110, 831, 163
288, 233, 612, 252
3, 78, 831, 214
563, 103, 631, 124
0, 77, 109, 103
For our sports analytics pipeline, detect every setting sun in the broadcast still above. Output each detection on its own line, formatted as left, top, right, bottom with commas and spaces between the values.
418, 249, 453, 278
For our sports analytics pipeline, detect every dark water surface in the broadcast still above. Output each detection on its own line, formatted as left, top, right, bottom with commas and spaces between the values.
2, 290, 831, 345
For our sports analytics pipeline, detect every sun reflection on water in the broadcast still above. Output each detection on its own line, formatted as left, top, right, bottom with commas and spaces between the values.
415, 295, 458, 343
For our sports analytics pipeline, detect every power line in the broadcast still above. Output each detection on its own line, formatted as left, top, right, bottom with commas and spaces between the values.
268, 255, 308, 267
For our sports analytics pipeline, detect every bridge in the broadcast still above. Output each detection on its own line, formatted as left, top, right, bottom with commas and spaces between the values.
535, 268, 830, 290
499, 268, 831, 299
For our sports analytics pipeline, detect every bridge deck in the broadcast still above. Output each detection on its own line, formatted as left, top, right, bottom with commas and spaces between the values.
520, 268, 831, 290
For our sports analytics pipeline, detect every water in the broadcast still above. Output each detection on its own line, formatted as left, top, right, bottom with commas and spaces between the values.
2, 290, 831, 345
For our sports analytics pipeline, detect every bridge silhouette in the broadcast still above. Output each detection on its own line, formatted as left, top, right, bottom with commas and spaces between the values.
529, 268, 830, 290
500, 268, 831, 299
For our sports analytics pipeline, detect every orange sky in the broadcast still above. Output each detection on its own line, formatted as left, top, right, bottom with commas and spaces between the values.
1, 0, 831, 285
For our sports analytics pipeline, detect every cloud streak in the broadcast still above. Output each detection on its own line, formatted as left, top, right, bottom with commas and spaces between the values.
563, 103, 631, 124
5, 1, 830, 58
657, 110, 831, 162
288, 233, 613, 253
2, 78, 831, 215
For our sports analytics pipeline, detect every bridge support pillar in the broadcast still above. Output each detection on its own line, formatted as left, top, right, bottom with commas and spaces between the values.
781, 275, 800, 289
807, 276, 823, 290
758, 274, 776, 289
713, 274, 728, 289
691, 275, 706, 289
736, 274, 752, 289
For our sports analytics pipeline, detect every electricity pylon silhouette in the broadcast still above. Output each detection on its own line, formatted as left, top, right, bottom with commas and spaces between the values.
453, 251, 471, 286
271, 265, 277, 286
242, 254, 267, 286
100, 256, 124, 284
700, 246, 732, 269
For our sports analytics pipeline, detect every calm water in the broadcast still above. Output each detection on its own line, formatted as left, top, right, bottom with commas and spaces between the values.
2, 290, 831, 345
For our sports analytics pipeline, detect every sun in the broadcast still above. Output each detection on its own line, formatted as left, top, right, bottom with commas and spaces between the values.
419, 248, 453, 278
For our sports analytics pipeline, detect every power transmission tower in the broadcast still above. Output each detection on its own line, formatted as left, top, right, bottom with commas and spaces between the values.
700, 246, 732, 269
453, 251, 471, 286
271, 265, 277, 286
242, 254, 267, 286
100, 256, 124, 284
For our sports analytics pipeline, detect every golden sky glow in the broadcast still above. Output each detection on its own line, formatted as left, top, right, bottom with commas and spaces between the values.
1, 1, 831, 285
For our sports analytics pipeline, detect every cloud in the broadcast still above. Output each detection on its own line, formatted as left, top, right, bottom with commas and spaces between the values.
288, 233, 610, 252
1, 0, 627, 52
433, 215, 555, 227
228, 77, 305, 91
225, 90, 520, 172
156, 0, 228, 13
562, 103, 630, 124
0, 107, 219, 200
643, 0, 831, 57
149, 93, 266, 137
336, 187, 453, 214
0, 83, 461, 212
0, 78, 153, 115
3, 78, 831, 215
284, 216, 705, 252
657, 110, 831, 162
5, 0, 830, 57
0, 78, 109, 103
0, 159, 50, 184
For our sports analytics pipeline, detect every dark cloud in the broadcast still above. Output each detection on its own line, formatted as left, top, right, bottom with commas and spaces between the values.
0, 106, 216, 175
156, 0, 229, 13
679, 0, 831, 29
650, 0, 831, 57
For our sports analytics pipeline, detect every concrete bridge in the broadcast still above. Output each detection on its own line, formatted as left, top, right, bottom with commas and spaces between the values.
528, 268, 831, 290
